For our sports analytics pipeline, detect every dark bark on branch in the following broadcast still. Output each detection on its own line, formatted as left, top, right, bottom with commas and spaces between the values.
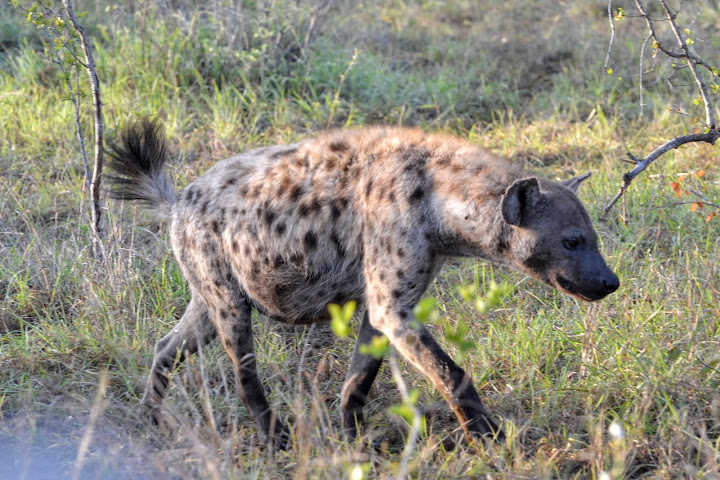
603, 129, 720, 214
63, 0, 105, 254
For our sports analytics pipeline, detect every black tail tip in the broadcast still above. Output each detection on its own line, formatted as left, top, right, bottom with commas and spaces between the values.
105, 116, 172, 203
106, 117, 168, 179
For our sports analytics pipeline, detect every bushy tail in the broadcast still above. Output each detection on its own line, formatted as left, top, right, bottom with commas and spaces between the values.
106, 118, 176, 221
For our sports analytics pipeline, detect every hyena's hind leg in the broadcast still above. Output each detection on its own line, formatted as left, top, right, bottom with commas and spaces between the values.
190, 265, 291, 447
141, 296, 216, 422
214, 295, 290, 447
341, 311, 385, 441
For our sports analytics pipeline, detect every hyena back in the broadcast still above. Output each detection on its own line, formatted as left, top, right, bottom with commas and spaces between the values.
108, 119, 619, 446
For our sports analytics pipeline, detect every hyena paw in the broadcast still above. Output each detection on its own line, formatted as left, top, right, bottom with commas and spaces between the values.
140, 401, 162, 427
266, 420, 292, 451
463, 414, 505, 445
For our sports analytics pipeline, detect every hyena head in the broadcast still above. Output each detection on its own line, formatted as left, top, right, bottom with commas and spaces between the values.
501, 173, 619, 302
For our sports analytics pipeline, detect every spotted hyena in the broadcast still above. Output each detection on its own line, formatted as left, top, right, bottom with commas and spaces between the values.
107, 119, 619, 446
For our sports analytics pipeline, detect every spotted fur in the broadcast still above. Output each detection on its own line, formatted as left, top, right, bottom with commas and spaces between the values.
108, 119, 618, 446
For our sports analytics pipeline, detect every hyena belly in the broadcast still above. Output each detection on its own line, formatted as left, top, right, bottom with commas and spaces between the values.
228, 223, 366, 324
172, 142, 366, 325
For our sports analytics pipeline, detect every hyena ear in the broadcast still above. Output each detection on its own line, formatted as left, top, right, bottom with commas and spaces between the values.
501, 177, 541, 227
560, 172, 591, 193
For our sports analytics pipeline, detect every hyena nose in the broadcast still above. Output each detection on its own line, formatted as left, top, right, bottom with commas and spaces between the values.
603, 274, 620, 294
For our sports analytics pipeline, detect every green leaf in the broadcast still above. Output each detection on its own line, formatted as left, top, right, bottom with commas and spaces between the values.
686, 38, 694, 46
388, 388, 427, 435
473, 281, 513, 314
475, 299, 488, 314
445, 319, 475, 362
359, 335, 390, 359
342, 300, 357, 321
328, 300, 356, 338
388, 403, 414, 424
457, 284, 477, 302
413, 297, 437, 323
330, 315, 351, 338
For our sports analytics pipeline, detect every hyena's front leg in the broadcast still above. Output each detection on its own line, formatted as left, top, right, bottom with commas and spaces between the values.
363, 237, 503, 443
341, 310, 385, 440
388, 323, 502, 441
141, 296, 216, 422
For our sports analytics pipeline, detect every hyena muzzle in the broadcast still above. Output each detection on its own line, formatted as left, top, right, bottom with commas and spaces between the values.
107, 118, 619, 446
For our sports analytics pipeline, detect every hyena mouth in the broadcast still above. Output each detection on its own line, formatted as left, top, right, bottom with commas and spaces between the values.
554, 275, 576, 295
554, 274, 605, 302
554, 274, 590, 301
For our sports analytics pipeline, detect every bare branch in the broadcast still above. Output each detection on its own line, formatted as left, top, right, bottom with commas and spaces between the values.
639, 35, 650, 117
604, 1, 720, 216
604, 129, 720, 214
54, 33, 89, 69
388, 353, 422, 480
696, 58, 720, 80
604, 0, 616, 71
687, 190, 720, 210
634, 1, 684, 58
634, 4, 719, 83
634, 0, 717, 126
658, 0, 715, 128
54, 48, 91, 193
62, 0, 105, 252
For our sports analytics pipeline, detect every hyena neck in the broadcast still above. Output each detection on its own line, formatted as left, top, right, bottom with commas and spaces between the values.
431, 154, 523, 264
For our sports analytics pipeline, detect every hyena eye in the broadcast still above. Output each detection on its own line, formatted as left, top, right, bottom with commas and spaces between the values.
563, 237, 580, 250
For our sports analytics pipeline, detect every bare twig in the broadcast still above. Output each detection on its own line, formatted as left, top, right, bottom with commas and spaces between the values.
53, 32, 89, 68
635, 1, 720, 80
634, 0, 716, 127
63, 0, 105, 253
17, 4, 93, 197
639, 35, 651, 117
657, 0, 715, 128
604, 129, 720, 214
389, 353, 422, 480
604, 0, 720, 215
53, 50, 92, 194
604, 0, 616, 72
687, 189, 720, 210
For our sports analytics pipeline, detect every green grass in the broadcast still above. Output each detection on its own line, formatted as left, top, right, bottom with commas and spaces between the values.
1, 0, 720, 478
